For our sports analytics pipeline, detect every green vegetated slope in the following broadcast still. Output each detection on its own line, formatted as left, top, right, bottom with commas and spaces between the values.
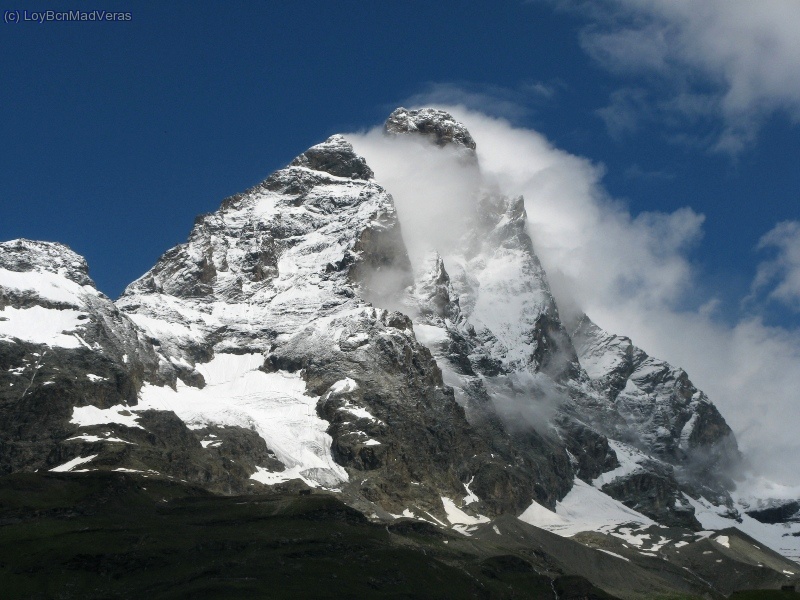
729, 592, 800, 600
0, 472, 618, 600
4, 471, 788, 600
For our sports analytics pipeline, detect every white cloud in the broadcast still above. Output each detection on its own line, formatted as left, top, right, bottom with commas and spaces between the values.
566, 0, 800, 151
348, 104, 800, 487
753, 221, 800, 310
344, 130, 482, 267
446, 107, 704, 316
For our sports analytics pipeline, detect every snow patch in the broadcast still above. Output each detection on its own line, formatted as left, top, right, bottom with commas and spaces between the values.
414, 323, 449, 347
463, 476, 480, 505
0, 306, 84, 348
69, 354, 348, 489
441, 496, 490, 528
592, 440, 648, 488
71, 405, 143, 429
519, 478, 655, 539
250, 465, 336, 488
65, 434, 134, 444
598, 549, 631, 562
679, 413, 698, 451
138, 354, 348, 488
113, 468, 159, 475
328, 378, 358, 395
0, 267, 95, 305
50, 454, 98, 472
337, 403, 381, 423
686, 494, 800, 563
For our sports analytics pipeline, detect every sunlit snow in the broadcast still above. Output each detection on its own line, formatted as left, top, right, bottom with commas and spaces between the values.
686, 494, 800, 563
0, 306, 84, 348
519, 478, 655, 541
69, 353, 348, 489
50, 454, 98, 472
592, 440, 649, 488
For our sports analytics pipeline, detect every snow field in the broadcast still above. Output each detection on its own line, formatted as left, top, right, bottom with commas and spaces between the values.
519, 478, 656, 544
0, 305, 85, 349
71, 353, 348, 489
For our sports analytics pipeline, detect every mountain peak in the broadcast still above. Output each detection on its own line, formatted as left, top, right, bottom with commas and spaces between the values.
384, 107, 477, 151
289, 134, 373, 180
0, 239, 94, 288
4, 113, 797, 591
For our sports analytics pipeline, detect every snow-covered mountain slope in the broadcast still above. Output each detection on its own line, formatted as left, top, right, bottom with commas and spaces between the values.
113, 132, 570, 517
118, 135, 396, 361
0, 239, 166, 375
0, 239, 173, 473
2, 108, 797, 585
0, 240, 287, 492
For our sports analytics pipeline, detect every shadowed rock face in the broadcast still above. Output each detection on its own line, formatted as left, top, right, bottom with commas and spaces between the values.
746, 499, 800, 525
602, 469, 701, 530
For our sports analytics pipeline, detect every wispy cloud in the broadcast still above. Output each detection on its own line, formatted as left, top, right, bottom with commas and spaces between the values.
554, 0, 800, 153
752, 221, 800, 311
596, 87, 649, 137
400, 80, 564, 123
623, 163, 674, 181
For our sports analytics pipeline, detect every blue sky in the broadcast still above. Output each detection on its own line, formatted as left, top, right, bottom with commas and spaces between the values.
2, 0, 797, 318
2, 1, 800, 483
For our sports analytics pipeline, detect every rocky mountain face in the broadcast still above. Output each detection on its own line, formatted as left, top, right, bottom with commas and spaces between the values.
2, 108, 798, 595
0, 239, 292, 494
571, 316, 739, 484
0, 240, 170, 472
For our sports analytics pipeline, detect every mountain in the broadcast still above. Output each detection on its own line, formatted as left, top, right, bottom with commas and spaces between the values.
1, 108, 798, 598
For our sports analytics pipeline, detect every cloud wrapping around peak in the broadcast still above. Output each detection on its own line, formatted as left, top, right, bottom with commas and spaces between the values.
566, 0, 800, 152
444, 108, 705, 315
348, 105, 800, 488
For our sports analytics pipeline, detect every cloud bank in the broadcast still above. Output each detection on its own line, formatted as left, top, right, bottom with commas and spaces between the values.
347, 106, 800, 490
559, 0, 800, 152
